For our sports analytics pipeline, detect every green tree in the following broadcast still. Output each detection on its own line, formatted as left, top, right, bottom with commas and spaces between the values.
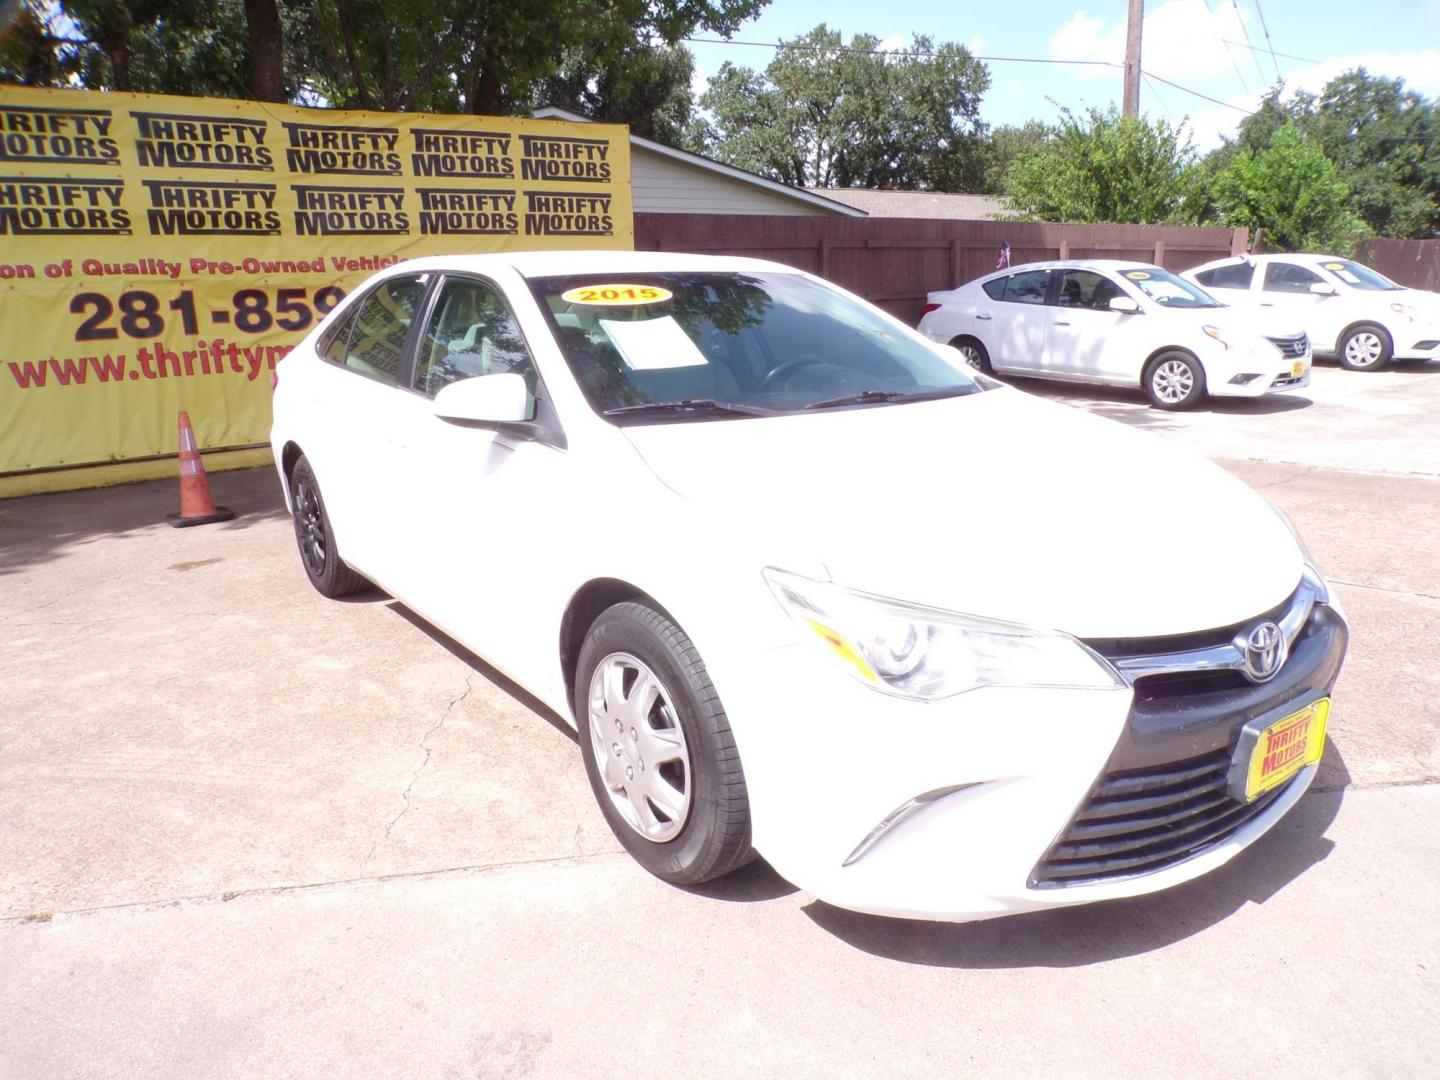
1003, 105, 1201, 224
533, 43, 699, 146
1210, 124, 1368, 253
977, 120, 1051, 194
697, 25, 990, 190
1221, 71, 1440, 238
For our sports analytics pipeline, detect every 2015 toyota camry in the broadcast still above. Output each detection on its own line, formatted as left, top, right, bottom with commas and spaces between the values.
271, 251, 1347, 922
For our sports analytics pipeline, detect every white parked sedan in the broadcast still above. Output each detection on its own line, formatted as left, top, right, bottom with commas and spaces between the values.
1184, 253, 1440, 370
918, 259, 1311, 409
271, 251, 1347, 922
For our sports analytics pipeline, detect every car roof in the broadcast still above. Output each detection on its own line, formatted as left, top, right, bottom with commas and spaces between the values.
977, 258, 1163, 280
1189, 252, 1353, 270
378, 249, 791, 280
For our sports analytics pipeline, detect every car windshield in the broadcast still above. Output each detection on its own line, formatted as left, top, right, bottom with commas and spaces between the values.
1119, 268, 1221, 308
529, 272, 982, 422
1316, 259, 1403, 291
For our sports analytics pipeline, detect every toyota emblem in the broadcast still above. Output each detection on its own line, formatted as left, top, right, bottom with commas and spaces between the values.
1239, 621, 1287, 683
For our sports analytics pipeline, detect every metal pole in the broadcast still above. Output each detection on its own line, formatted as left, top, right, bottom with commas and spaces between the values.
1123, 0, 1144, 116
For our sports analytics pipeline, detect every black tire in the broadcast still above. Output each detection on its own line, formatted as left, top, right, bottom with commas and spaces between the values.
575, 601, 753, 885
950, 335, 993, 374
1143, 350, 1206, 410
1337, 323, 1392, 371
289, 455, 369, 598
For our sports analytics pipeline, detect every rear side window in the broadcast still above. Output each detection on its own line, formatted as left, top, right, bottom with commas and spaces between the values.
1264, 263, 1323, 293
336, 275, 428, 384
981, 277, 1006, 300
1003, 269, 1050, 305
319, 307, 359, 365
1195, 263, 1255, 289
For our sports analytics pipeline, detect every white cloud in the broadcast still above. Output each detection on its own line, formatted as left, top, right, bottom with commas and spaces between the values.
877, 34, 905, 54
967, 37, 986, 56
1051, 0, 1259, 84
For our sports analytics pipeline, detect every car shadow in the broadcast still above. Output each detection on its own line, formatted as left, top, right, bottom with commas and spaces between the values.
680, 856, 801, 903
0, 465, 289, 577
385, 601, 578, 745
799, 738, 1351, 968
1005, 376, 1313, 423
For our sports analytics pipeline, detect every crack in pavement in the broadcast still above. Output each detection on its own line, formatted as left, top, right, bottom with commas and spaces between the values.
361, 671, 475, 874
1329, 578, 1440, 605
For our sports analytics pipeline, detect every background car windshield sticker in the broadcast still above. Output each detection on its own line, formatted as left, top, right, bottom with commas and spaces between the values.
561, 284, 673, 306
1324, 263, 1345, 270
1126, 271, 1151, 280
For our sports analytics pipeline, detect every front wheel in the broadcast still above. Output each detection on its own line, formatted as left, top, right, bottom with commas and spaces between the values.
575, 601, 753, 885
1144, 351, 1206, 410
1338, 324, 1392, 370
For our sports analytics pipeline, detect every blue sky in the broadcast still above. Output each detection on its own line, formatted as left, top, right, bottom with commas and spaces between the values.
685, 0, 1440, 151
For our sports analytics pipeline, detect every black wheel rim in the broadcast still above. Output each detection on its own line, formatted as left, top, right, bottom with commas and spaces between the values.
294, 478, 327, 577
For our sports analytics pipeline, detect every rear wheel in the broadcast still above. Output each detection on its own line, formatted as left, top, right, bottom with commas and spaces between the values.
950, 336, 992, 374
289, 455, 368, 598
575, 601, 753, 885
1338, 324, 1392, 370
1144, 351, 1206, 410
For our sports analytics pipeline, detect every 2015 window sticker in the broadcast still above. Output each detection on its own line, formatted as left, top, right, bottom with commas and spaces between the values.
560, 284, 673, 306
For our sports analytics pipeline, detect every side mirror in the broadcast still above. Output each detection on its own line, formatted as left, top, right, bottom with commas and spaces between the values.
1310, 282, 1338, 296
1108, 296, 1142, 314
433, 371, 533, 424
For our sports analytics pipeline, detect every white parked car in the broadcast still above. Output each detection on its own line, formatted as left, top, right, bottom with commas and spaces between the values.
1184, 253, 1440, 370
271, 251, 1347, 922
918, 260, 1311, 409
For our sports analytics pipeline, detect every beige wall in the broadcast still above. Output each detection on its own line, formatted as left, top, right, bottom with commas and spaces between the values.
631, 147, 839, 216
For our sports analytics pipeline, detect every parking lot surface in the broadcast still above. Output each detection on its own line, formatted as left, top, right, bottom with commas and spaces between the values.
3, 359, 1438, 1078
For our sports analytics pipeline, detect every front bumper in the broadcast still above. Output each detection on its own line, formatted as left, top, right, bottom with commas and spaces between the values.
717, 590, 1347, 922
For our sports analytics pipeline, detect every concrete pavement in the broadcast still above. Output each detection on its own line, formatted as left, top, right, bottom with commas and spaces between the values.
2, 361, 1438, 1078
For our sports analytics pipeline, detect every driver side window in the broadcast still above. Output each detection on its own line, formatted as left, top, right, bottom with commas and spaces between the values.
415, 277, 537, 398
1264, 263, 1323, 293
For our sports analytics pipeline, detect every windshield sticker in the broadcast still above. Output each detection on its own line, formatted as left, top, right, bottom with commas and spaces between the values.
1125, 271, 1150, 280
1323, 263, 1345, 270
560, 284, 673, 306
599, 316, 708, 370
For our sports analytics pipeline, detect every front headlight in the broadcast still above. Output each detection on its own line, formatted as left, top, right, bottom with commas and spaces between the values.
1202, 325, 1230, 349
763, 568, 1124, 700
1390, 302, 1415, 320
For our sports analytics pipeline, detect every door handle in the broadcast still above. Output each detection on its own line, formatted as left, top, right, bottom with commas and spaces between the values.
976, 314, 992, 321
1053, 321, 1070, 326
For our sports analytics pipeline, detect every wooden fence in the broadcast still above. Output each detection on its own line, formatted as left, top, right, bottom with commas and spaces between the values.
1357, 238, 1440, 292
635, 214, 1248, 323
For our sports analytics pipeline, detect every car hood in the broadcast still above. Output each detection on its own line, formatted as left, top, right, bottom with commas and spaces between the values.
622, 388, 1303, 640
1159, 303, 1304, 339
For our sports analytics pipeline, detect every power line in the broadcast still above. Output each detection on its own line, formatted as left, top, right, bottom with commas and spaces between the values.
1142, 69, 1256, 114
1202, 1, 1251, 98
680, 36, 1120, 68
1229, 0, 1268, 85
1250, 0, 1285, 82
1217, 37, 1316, 64
1141, 72, 1175, 121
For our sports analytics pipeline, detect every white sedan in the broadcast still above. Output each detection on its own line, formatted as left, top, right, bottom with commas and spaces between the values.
271, 251, 1346, 922
918, 259, 1311, 409
1184, 253, 1440, 370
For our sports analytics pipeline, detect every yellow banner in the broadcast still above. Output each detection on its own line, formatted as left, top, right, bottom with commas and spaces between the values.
0, 86, 633, 478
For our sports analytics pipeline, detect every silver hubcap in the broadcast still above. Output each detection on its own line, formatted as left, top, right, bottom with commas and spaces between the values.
958, 345, 983, 370
587, 652, 691, 842
1345, 332, 1383, 366
1152, 359, 1194, 403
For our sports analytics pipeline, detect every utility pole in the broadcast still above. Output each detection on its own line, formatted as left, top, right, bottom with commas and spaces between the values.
1122, 0, 1144, 116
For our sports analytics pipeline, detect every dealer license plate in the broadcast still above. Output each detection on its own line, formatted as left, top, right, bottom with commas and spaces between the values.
1291, 360, 1306, 378
1244, 698, 1329, 801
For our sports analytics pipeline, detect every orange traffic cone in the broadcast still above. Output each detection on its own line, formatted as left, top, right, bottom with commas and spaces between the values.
165, 411, 235, 527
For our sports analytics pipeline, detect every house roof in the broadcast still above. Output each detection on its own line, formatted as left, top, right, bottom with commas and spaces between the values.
531, 106, 865, 217
803, 188, 1008, 220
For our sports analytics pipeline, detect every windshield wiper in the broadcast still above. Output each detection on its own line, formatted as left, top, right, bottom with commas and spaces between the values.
804, 386, 976, 410
602, 398, 777, 419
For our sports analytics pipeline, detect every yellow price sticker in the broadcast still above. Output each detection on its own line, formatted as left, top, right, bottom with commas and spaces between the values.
1126, 271, 1151, 280
560, 284, 673, 306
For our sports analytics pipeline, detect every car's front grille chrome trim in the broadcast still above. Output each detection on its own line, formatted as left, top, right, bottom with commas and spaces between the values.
1107, 570, 1322, 686
1266, 333, 1310, 359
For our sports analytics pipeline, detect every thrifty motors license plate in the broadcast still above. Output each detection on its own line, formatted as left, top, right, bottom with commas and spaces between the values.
1291, 360, 1306, 377
1245, 698, 1329, 801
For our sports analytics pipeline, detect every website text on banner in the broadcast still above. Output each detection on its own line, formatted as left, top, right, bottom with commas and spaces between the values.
0, 86, 634, 480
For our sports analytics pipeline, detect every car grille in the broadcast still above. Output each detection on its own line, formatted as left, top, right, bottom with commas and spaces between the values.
1270, 373, 1305, 388
1266, 333, 1309, 359
1029, 752, 1292, 887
